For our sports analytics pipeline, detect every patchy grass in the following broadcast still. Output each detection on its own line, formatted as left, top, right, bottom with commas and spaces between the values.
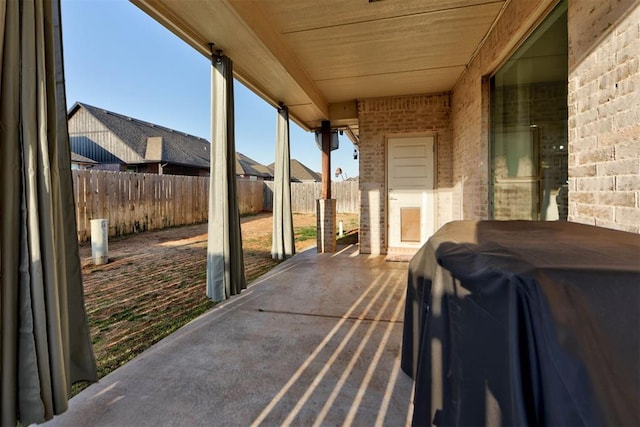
295, 226, 317, 242
73, 291, 215, 395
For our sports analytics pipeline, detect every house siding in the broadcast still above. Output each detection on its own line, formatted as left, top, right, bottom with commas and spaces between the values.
357, 94, 452, 254
68, 108, 142, 163
568, 1, 640, 233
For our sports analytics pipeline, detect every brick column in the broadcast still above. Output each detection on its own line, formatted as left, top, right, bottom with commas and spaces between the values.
321, 120, 331, 199
316, 199, 336, 253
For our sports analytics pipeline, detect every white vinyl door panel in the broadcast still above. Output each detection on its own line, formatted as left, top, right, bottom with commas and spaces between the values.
387, 137, 435, 249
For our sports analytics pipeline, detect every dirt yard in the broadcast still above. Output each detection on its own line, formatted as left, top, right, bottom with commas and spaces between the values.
77, 212, 358, 387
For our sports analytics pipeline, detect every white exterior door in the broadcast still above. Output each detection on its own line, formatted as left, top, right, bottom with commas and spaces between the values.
387, 136, 435, 250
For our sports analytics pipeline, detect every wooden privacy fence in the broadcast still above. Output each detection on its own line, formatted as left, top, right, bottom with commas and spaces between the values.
73, 171, 264, 242
72, 171, 359, 241
263, 181, 359, 213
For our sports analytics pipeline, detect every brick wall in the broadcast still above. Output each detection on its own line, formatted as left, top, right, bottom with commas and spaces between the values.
568, 1, 640, 233
316, 199, 337, 253
357, 94, 452, 254
450, 0, 556, 221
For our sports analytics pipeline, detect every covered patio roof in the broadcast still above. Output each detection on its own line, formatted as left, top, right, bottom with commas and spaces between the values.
131, 0, 506, 141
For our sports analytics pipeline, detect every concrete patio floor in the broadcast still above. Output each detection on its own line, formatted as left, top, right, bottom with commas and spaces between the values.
42, 243, 414, 426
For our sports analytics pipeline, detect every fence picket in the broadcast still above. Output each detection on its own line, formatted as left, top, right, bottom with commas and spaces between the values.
262, 180, 359, 214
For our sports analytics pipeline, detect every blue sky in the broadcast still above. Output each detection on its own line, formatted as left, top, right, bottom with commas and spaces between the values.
60, 0, 359, 179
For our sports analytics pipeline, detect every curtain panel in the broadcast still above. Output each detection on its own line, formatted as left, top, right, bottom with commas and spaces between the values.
206, 55, 246, 302
0, 1, 98, 425
271, 106, 295, 260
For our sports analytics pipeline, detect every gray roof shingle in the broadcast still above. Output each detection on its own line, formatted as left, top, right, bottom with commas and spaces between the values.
236, 152, 273, 178
267, 159, 321, 182
70, 103, 277, 177
71, 102, 210, 168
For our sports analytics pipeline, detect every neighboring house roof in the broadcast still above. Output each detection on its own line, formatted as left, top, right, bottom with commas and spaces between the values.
267, 159, 321, 182
236, 152, 273, 178
70, 102, 274, 178
69, 102, 210, 168
251, 163, 273, 178
70, 152, 97, 164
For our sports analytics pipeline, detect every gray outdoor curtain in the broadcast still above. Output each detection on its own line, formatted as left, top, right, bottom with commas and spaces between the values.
0, 0, 98, 425
206, 54, 246, 302
271, 106, 295, 260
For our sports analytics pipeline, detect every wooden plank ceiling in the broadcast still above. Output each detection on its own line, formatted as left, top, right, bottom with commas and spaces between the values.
131, 0, 506, 139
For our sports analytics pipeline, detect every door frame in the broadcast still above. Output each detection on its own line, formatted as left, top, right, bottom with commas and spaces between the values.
385, 133, 438, 253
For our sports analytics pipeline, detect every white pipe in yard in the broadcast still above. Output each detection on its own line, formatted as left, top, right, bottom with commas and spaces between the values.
90, 219, 109, 265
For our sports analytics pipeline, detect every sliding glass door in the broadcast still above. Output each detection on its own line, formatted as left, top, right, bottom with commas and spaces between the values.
490, 0, 568, 221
